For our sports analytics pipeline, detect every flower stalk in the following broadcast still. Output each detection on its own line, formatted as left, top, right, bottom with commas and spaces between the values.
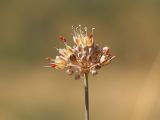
45, 25, 115, 120
83, 73, 89, 120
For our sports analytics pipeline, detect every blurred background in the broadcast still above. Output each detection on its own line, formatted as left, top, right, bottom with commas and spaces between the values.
0, 0, 160, 120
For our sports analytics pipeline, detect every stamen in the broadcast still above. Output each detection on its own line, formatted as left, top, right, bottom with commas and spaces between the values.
72, 25, 75, 29
50, 63, 57, 68
110, 56, 116, 60
89, 33, 93, 39
45, 57, 51, 61
72, 25, 78, 37
84, 27, 87, 36
92, 28, 95, 34
76, 27, 80, 35
79, 24, 83, 37
59, 36, 67, 43
44, 66, 51, 68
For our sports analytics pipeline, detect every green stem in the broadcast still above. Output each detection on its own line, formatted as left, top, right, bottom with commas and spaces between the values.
83, 73, 89, 120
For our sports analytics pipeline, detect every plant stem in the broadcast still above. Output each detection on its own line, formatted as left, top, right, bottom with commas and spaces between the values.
83, 73, 89, 120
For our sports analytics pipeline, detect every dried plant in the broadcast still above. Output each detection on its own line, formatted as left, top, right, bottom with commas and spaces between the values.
46, 25, 115, 120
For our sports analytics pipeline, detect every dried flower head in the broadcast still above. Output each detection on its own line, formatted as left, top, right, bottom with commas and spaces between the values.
46, 25, 115, 80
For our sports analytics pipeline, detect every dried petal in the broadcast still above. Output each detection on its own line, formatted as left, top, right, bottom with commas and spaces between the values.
87, 55, 92, 63
81, 55, 87, 63
58, 49, 66, 57
73, 37, 82, 46
100, 55, 107, 64
102, 59, 111, 65
55, 56, 67, 64
50, 63, 57, 68
86, 33, 94, 47
66, 69, 74, 75
70, 54, 78, 64
59, 36, 67, 43
95, 64, 101, 69
103, 47, 109, 54
90, 69, 97, 75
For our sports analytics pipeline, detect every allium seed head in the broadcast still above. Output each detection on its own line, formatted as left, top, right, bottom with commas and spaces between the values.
46, 25, 115, 80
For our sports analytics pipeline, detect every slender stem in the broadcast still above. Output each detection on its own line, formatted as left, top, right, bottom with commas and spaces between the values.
83, 73, 89, 120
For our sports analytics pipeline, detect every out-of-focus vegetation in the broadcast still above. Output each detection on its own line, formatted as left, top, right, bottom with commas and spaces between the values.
0, 0, 160, 120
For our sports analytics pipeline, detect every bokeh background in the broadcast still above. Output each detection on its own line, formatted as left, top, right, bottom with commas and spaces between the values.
0, 0, 160, 120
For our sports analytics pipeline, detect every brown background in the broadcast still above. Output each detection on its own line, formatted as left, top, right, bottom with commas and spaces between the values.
0, 0, 160, 120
